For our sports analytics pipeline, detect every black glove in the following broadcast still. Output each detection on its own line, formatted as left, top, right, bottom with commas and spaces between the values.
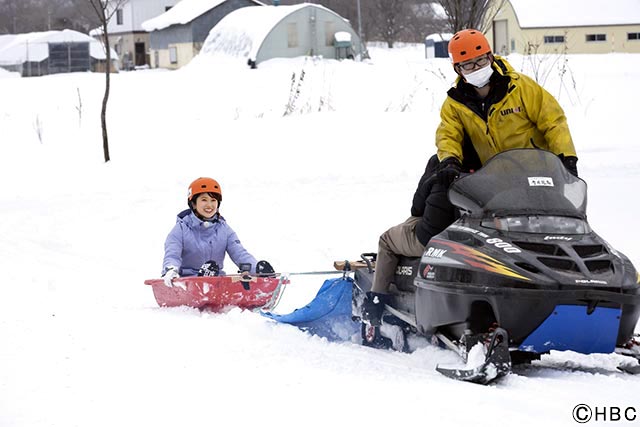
559, 154, 579, 177
197, 260, 220, 277
256, 260, 275, 277
436, 157, 463, 188
362, 291, 391, 327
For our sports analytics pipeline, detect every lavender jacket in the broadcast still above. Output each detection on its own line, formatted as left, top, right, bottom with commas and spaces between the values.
162, 209, 258, 276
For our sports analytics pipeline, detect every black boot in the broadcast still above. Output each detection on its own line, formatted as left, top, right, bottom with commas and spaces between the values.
361, 291, 391, 327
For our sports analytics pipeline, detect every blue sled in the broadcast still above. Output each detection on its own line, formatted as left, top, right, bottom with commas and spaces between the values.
261, 276, 358, 342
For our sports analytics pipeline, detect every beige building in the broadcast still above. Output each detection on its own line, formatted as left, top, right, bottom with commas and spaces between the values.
142, 0, 264, 70
92, 0, 180, 69
485, 0, 640, 55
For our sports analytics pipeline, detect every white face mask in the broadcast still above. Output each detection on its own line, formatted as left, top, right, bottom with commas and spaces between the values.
463, 64, 493, 88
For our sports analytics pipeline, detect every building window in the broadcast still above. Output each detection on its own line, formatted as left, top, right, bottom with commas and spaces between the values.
324, 21, 335, 46
629, 32, 640, 40
586, 33, 606, 42
165, 6, 172, 11
287, 23, 298, 48
169, 46, 177, 64
116, 9, 123, 25
544, 35, 565, 44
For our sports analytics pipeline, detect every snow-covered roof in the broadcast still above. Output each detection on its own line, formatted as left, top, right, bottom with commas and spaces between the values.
509, 0, 640, 28
142, 0, 265, 32
334, 31, 351, 43
425, 33, 453, 42
201, 3, 339, 60
0, 30, 116, 66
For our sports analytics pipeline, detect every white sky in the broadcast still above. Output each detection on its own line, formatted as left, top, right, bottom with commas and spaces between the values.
509, 0, 640, 27
1, 44, 640, 426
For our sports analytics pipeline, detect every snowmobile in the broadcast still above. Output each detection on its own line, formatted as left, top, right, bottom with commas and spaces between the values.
352, 149, 640, 384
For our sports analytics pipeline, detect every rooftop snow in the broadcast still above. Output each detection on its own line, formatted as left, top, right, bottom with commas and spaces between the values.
142, 0, 264, 32
426, 33, 453, 42
334, 31, 351, 43
0, 29, 115, 65
509, 0, 640, 28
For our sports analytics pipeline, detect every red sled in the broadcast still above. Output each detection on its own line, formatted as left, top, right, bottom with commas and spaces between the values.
144, 274, 288, 312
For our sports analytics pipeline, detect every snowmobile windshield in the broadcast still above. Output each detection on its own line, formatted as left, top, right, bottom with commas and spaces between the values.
480, 215, 591, 234
449, 149, 587, 219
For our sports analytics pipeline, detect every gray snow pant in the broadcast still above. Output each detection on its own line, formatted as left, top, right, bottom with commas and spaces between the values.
371, 216, 425, 294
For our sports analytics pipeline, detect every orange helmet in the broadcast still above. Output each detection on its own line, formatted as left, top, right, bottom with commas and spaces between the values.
448, 29, 491, 64
188, 177, 222, 202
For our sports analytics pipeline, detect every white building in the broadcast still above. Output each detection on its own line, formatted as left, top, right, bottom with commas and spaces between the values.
97, 0, 180, 68
0, 30, 118, 77
486, 0, 640, 55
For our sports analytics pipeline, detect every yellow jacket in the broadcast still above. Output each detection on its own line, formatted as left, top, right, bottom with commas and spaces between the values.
436, 56, 576, 164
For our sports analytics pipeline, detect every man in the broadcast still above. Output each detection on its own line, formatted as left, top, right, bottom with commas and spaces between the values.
436, 28, 578, 185
362, 29, 579, 330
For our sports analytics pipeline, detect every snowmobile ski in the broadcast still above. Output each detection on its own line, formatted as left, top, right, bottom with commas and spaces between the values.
435, 328, 512, 384
615, 335, 640, 374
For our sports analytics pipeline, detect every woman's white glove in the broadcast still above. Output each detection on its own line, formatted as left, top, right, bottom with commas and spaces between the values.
162, 266, 180, 287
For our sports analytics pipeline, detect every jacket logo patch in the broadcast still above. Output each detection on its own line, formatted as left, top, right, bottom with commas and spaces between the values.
500, 106, 522, 116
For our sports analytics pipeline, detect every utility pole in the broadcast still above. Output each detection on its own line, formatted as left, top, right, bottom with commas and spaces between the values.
356, 0, 362, 37
356, 0, 363, 54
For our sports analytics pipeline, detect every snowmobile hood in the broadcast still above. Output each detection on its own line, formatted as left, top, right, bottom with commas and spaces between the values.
449, 149, 587, 219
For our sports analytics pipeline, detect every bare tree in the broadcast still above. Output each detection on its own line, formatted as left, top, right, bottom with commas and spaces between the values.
370, 0, 408, 47
403, 1, 449, 43
437, 0, 506, 33
0, 0, 39, 33
0, 0, 99, 34
83, 0, 126, 163
276, 0, 445, 46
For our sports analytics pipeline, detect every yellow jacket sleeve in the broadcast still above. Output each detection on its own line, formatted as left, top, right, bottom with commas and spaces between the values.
436, 98, 465, 161
519, 74, 577, 157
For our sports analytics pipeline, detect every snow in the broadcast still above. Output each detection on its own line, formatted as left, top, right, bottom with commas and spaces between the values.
0, 67, 19, 78
0, 29, 116, 65
1, 43, 640, 426
426, 32, 453, 42
334, 31, 351, 43
509, 0, 640, 28
142, 0, 265, 31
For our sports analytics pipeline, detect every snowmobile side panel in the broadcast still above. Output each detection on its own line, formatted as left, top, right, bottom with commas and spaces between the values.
518, 305, 621, 354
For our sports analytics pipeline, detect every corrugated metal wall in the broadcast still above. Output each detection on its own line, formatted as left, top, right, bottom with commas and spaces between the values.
256, 6, 363, 64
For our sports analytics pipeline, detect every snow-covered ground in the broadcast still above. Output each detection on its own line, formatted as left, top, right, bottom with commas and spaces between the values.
1, 44, 640, 426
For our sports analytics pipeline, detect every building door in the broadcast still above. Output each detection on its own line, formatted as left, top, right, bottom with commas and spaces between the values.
135, 42, 146, 66
493, 19, 509, 55
48, 42, 90, 75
